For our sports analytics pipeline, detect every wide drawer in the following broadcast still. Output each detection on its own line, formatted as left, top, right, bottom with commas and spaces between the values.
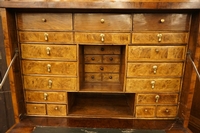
126, 78, 181, 93
21, 44, 77, 60
19, 32, 73, 43
74, 14, 132, 31
85, 64, 120, 73
156, 105, 177, 118
133, 14, 190, 31
23, 76, 77, 91
127, 63, 183, 77
132, 33, 188, 44
26, 103, 46, 115
135, 106, 156, 118
22, 60, 77, 76
17, 13, 72, 30
25, 91, 67, 103
128, 46, 186, 61
47, 104, 67, 116
75, 32, 130, 44
84, 55, 120, 64
136, 94, 178, 105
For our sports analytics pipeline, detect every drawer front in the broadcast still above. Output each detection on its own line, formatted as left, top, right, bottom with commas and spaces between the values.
102, 73, 119, 82
85, 73, 102, 82
85, 64, 120, 73
23, 76, 77, 91
26, 104, 46, 115
135, 106, 156, 118
126, 78, 181, 93
128, 46, 186, 61
84, 55, 102, 63
25, 91, 67, 103
84, 55, 120, 63
156, 106, 177, 118
133, 14, 190, 31
75, 32, 130, 44
103, 55, 120, 63
21, 44, 77, 60
136, 94, 178, 105
19, 32, 73, 43
17, 13, 72, 30
132, 33, 188, 44
74, 14, 132, 31
84, 46, 121, 55
127, 63, 183, 77
22, 60, 77, 76
47, 104, 67, 116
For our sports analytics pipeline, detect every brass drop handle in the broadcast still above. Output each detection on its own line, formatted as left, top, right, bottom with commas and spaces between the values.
54, 107, 58, 110
157, 34, 162, 42
165, 109, 169, 113
160, 19, 165, 23
48, 79, 52, 88
155, 95, 160, 103
34, 106, 37, 109
144, 109, 148, 112
91, 75, 94, 79
100, 18, 105, 23
109, 57, 113, 61
46, 47, 51, 55
100, 34, 105, 42
91, 57, 95, 60
44, 33, 48, 41
42, 18, 47, 22
152, 65, 158, 74
44, 93, 48, 100
100, 66, 104, 70
151, 80, 156, 89
47, 64, 51, 72
155, 49, 159, 53
109, 76, 112, 79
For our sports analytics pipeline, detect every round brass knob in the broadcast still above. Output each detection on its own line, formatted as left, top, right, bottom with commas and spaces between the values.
91, 57, 95, 60
54, 107, 58, 110
109, 76, 112, 79
155, 49, 159, 52
100, 66, 104, 70
91, 75, 94, 79
100, 18, 105, 23
34, 107, 37, 109
160, 19, 165, 23
109, 57, 113, 61
42, 18, 47, 22
165, 109, 169, 113
145, 109, 148, 112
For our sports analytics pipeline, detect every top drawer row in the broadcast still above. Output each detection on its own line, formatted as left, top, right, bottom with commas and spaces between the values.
17, 13, 190, 31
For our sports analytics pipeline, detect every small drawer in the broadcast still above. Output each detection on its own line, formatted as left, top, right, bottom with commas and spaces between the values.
156, 105, 177, 118
21, 44, 77, 60
132, 33, 188, 44
84, 73, 102, 82
19, 32, 73, 43
47, 104, 67, 116
75, 32, 130, 44
102, 73, 119, 82
23, 76, 77, 91
126, 78, 181, 93
127, 63, 183, 77
17, 13, 72, 30
22, 60, 77, 76
25, 91, 67, 103
128, 46, 186, 61
74, 14, 132, 31
26, 103, 46, 115
133, 14, 190, 31
136, 94, 178, 105
85, 64, 120, 73
84, 55, 102, 63
135, 106, 156, 118
84, 46, 121, 55
103, 55, 121, 63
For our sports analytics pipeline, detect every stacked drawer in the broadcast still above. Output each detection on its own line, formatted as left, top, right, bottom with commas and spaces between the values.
126, 13, 190, 118
18, 13, 76, 116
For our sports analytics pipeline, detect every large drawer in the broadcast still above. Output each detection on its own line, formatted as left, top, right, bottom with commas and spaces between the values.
23, 76, 77, 91
26, 103, 46, 115
21, 44, 77, 60
126, 78, 181, 93
47, 104, 67, 116
74, 14, 132, 31
128, 46, 186, 61
22, 60, 77, 76
17, 13, 72, 30
156, 105, 177, 118
135, 106, 156, 118
19, 32, 73, 43
25, 91, 67, 103
127, 63, 183, 77
133, 14, 190, 31
85, 64, 120, 73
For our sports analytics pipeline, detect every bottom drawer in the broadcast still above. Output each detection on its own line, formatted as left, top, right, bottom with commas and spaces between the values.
156, 105, 177, 118
47, 104, 67, 116
135, 106, 155, 118
26, 103, 46, 115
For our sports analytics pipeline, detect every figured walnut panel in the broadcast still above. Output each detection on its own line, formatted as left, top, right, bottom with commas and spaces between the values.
84, 45, 121, 54
135, 106, 156, 118
23, 76, 77, 91
128, 46, 186, 61
74, 14, 132, 31
17, 13, 72, 30
127, 63, 183, 77
47, 104, 67, 116
85, 64, 120, 73
156, 105, 177, 118
133, 14, 190, 31
19, 32, 73, 43
26, 104, 46, 115
126, 78, 181, 93
22, 60, 77, 76
21, 44, 77, 60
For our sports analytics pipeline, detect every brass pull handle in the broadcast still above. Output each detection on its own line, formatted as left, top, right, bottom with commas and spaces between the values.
144, 109, 148, 112
46, 47, 51, 55
160, 19, 165, 23
44, 93, 48, 100
47, 64, 51, 72
100, 66, 104, 70
165, 109, 169, 113
91, 75, 94, 79
44, 33, 48, 41
48, 79, 52, 88
155, 95, 160, 103
151, 80, 156, 89
109, 76, 112, 79
42, 18, 47, 22
152, 65, 158, 74
157, 34, 162, 42
109, 57, 113, 61
91, 57, 95, 60
100, 18, 105, 23
54, 107, 58, 110
100, 34, 105, 42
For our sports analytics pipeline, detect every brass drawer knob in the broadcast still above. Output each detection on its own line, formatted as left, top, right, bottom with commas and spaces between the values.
34, 106, 37, 109
47, 64, 51, 72
109, 76, 112, 79
155, 49, 159, 53
100, 34, 105, 42
54, 107, 58, 110
109, 57, 113, 61
91, 57, 95, 60
44, 33, 48, 41
165, 109, 169, 113
155, 95, 160, 103
100, 66, 104, 70
100, 18, 105, 23
160, 19, 165, 23
91, 75, 94, 79
44, 93, 48, 100
42, 18, 47, 22
46, 47, 51, 55
157, 33, 162, 42
152, 65, 158, 74
151, 80, 156, 89
145, 109, 148, 112
48, 79, 53, 88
